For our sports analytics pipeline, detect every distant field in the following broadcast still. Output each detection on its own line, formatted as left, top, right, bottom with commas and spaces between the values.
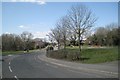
2, 51, 24, 55
47, 46, 119, 64
2, 49, 38, 55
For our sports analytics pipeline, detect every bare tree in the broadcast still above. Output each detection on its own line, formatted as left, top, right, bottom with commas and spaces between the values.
49, 27, 61, 50
67, 4, 97, 58
56, 16, 70, 50
87, 23, 119, 46
69, 30, 77, 46
21, 31, 33, 52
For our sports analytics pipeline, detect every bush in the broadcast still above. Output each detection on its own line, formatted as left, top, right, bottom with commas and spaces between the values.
46, 49, 80, 61
67, 52, 80, 61
46, 47, 118, 63
46, 46, 54, 52
46, 49, 67, 59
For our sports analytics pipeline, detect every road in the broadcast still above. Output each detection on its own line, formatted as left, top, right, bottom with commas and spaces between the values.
2, 49, 119, 79
0, 55, 2, 79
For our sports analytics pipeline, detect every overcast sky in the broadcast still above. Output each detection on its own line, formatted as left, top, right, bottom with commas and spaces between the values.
1, 1, 118, 39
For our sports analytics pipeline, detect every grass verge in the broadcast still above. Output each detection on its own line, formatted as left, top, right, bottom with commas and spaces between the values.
46, 47, 119, 64
2, 49, 38, 56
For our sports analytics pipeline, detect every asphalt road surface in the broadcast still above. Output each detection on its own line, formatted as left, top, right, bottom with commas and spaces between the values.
2, 50, 119, 79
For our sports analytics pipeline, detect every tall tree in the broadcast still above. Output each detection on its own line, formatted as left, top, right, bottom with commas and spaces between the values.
87, 23, 118, 46
69, 31, 77, 46
49, 27, 61, 50
67, 4, 96, 58
21, 31, 33, 52
56, 16, 70, 49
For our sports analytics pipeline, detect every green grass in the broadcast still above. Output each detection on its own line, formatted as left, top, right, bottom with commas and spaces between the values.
47, 46, 119, 64
2, 51, 23, 55
80, 47, 118, 63
2, 49, 38, 55
66, 45, 88, 49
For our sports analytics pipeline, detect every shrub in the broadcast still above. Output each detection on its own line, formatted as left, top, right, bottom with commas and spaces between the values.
46, 49, 67, 59
46, 47, 118, 63
67, 52, 80, 61
46, 49, 81, 61
46, 46, 54, 52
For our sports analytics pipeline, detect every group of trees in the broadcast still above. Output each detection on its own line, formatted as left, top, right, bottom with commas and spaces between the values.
48, 17, 70, 50
48, 4, 119, 60
87, 23, 119, 46
34, 38, 49, 49
1, 31, 34, 51
1, 31, 50, 51
1, 4, 119, 60
48, 4, 96, 58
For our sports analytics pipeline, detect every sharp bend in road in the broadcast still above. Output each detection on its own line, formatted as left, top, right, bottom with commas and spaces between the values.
2, 50, 118, 79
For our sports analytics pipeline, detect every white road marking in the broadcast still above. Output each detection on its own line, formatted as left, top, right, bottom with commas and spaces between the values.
1, 76, 2, 79
52, 61, 118, 75
14, 76, 19, 80
8, 59, 19, 80
77, 67, 118, 75
9, 62, 11, 65
38, 56, 118, 76
9, 66, 12, 72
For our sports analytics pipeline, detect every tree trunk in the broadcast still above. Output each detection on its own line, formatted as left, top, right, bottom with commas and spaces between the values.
64, 41, 66, 50
78, 32, 81, 59
58, 40, 60, 50
63, 36, 66, 50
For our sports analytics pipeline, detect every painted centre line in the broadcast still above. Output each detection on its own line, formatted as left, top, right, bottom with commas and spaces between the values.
9, 62, 11, 65
14, 76, 19, 80
9, 66, 12, 72
1, 75, 2, 79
